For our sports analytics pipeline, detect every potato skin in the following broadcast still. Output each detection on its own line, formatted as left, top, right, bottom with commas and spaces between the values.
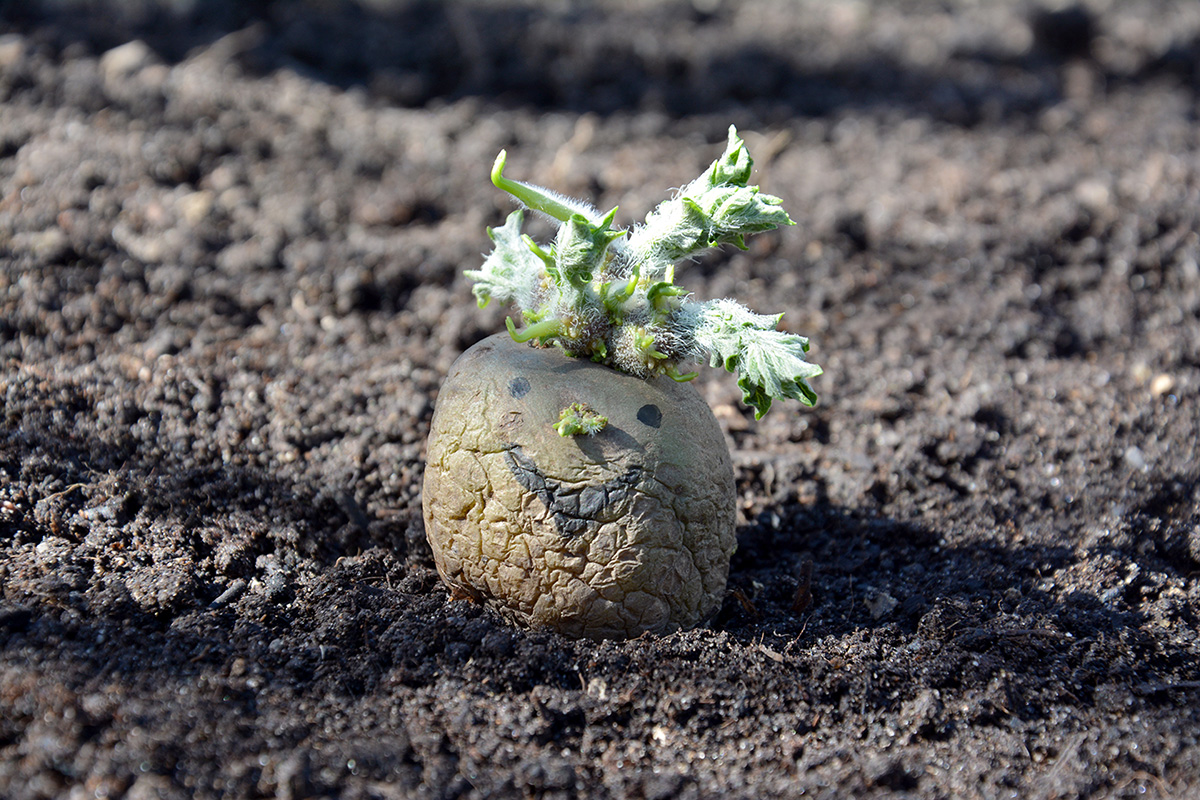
422, 333, 737, 639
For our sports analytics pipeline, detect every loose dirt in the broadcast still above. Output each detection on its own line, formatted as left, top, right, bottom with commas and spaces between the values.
2, 1, 1198, 798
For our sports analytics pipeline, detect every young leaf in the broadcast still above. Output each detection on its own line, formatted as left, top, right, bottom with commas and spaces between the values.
465, 211, 545, 308
626, 126, 793, 279
555, 207, 623, 289
553, 402, 608, 437
678, 126, 793, 249
705, 125, 754, 187
688, 298, 822, 418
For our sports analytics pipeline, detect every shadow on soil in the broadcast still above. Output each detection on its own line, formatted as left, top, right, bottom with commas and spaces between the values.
717, 489, 1195, 718
2, 407, 493, 698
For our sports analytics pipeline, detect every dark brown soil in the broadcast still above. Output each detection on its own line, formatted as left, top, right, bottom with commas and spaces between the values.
2, 1, 1199, 798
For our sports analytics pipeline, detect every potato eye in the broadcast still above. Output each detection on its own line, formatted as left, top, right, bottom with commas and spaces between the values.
637, 404, 662, 428
509, 377, 531, 398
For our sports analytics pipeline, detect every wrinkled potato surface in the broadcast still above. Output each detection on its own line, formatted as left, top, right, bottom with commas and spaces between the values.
423, 334, 737, 639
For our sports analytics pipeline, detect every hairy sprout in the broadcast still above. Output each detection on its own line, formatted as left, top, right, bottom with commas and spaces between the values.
466, 126, 822, 418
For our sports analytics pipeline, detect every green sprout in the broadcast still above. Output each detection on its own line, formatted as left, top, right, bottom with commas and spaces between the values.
466, 126, 822, 419
553, 403, 609, 437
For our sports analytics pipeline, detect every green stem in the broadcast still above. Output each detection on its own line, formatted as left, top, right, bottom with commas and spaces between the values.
521, 234, 560, 287
507, 316, 563, 343
666, 366, 699, 382
492, 151, 579, 224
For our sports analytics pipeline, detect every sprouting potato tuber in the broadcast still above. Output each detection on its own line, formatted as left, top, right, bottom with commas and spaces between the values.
423, 334, 736, 639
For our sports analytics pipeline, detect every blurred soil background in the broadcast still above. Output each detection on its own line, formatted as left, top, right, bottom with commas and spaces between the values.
1, 0, 1199, 797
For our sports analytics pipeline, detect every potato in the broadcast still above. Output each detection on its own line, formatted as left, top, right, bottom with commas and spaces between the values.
423, 333, 737, 640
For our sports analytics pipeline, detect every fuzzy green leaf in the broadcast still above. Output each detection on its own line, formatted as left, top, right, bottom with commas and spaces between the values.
679, 126, 793, 248
465, 211, 544, 308
690, 299, 822, 418
555, 207, 623, 289
627, 126, 793, 279
706, 125, 755, 187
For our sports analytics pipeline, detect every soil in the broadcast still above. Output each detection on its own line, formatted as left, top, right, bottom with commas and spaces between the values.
2, 1, 1199, 798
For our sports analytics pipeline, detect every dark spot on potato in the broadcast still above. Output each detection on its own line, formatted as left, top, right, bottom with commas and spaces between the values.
637, 404, 662, 428
509, 376, 531, 398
